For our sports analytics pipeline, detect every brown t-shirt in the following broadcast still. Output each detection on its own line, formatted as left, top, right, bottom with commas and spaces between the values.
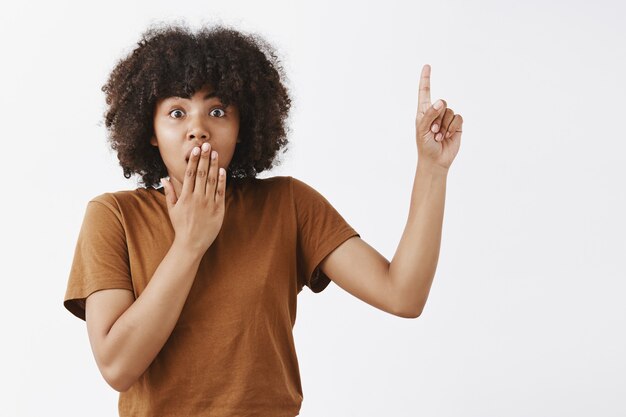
63, 175, 360, 417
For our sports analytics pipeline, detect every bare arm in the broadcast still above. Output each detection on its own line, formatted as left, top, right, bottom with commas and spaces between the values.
389, 64, 463, 317
86, 142, 227, 392
86, 239, 204, 392
318, 163, 447, 319
388, 162, 448, 316
317, 65, 463, 318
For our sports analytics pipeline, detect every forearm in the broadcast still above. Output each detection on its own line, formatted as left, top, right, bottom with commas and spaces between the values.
389, 160, 448, 316
103, 239, 204, 391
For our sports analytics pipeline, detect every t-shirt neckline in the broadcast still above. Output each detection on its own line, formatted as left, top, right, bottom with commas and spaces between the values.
152, 176, 240, 198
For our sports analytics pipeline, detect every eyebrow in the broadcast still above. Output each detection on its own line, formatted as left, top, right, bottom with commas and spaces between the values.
169, 92, 219, 101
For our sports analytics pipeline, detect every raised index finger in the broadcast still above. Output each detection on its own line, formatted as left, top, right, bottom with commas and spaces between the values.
418, 64, 432, 114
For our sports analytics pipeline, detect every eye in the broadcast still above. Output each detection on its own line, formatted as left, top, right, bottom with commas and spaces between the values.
210, 108, 226, 117
169, 109, 184, 119
167, 108, 226, 119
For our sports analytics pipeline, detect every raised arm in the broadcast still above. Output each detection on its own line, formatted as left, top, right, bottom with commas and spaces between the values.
318, 64, 464, 318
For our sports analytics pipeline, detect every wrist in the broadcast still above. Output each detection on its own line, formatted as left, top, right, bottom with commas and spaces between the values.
417, 159, 449, 177
171, 238, 207, 262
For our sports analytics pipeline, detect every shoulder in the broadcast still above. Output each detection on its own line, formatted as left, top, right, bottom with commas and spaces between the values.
287, 176, 328, 202
243, 175, 293, 194
86, 187, 161, 215
89, 187, 160, 204
248, 175, 322, 198
247, 175, 291, 186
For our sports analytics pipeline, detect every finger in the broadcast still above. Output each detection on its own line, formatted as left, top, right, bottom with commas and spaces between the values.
160, 177, 177, 208
417, 64, 432, 116
215, 167, 226, 204
182, 146, 201, 197
195, 142, 211, 195
421, 99, 446, 137
205, 150, 219, 197
445, 114, 464, 139
430, 102, 449, 135
438, 108, 455, 141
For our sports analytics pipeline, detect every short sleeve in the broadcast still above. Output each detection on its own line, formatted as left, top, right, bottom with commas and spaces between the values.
290, 176, 360, 293
63, 197, 134, 321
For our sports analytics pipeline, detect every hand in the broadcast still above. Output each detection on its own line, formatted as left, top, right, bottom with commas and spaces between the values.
415, 64, 464, 171
160, 143, 226, 255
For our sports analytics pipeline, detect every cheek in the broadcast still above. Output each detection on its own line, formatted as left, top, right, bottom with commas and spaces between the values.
219, 147, 235, 163
157, 148, 183, 171
153, 122, 183, 145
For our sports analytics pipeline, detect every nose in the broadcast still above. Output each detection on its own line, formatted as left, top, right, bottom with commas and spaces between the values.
188, 128, 208, 142
187, 115, 210, 142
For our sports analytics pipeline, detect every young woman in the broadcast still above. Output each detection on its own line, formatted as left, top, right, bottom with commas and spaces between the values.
63, 21, 463, 417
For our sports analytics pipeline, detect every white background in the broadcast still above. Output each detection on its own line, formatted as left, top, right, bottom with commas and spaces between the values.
1, 0, 625, 416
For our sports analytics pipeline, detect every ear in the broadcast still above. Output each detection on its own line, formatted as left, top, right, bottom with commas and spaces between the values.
150, 136, 158, 146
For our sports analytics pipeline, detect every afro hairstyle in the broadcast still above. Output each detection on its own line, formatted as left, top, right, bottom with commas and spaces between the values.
101, 20, 293, 189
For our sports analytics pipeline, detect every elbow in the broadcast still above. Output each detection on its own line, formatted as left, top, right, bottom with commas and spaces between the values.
107, 374, 134, 393
109, 379, 133, 393
102, 363, 137, 393
91, 330, 141, 392
393, 293, 424, 319
393, 301, 423, 319
391, 292, 424, 319
396, 309, 422, 319
389, 272, 427, 319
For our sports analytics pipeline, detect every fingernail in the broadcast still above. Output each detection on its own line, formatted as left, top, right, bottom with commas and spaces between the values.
202, 143, 209, 152
433, 100, 443, 110
192, 147, 200, 155
211, 151, 217, 160
431, 124, 439, 133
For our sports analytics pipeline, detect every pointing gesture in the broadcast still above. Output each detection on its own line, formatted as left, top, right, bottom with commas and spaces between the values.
415, 64, 463, 170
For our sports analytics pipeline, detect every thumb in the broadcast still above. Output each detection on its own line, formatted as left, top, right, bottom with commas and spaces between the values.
419, 99, 447, 136
160, 178, 177, 208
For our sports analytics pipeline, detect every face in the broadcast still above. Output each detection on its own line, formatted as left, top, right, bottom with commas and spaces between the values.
150, 84, 240, 195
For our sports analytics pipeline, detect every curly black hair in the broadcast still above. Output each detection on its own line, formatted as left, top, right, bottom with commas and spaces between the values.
101, 20, 293, 189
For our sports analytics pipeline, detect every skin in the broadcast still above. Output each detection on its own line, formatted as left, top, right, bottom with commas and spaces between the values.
414, 63, 463, 170
85, 65, 461, 394
150, 83, 241, 199
85, 87, 243, 392
150, 65, 465, 319
318, 64, 464, 318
